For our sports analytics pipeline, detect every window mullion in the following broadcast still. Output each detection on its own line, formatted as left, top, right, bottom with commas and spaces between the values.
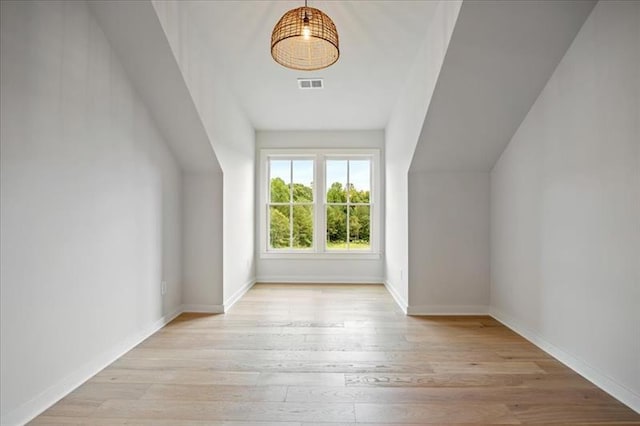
316, 155, 322, 253
266, 156, 271, 251
289, 161, 294, 249
346, 160, 350, 250
318, 155, 325, 253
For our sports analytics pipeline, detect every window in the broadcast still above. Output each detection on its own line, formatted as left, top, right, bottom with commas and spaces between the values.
260, 149, 380, 257
268, 159, 315, 250
325, 159, 371, 250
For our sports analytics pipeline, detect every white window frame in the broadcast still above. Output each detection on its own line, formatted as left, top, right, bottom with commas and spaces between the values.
259, 149, 381, 259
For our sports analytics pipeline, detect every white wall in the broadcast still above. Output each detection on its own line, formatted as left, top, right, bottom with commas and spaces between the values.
408, 172, 490, 314
0, 1, 183, 424
255, 131, 384, 283
153, 1, 256, 307
384, 1, 462, 309
491, 0, 640, 411
182, 172, 224, 311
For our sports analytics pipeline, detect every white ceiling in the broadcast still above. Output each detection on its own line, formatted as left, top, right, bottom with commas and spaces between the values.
183, 1, 440, 130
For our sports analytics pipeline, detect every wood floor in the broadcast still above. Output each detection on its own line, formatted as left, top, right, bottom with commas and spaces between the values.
32, 284, 639, 425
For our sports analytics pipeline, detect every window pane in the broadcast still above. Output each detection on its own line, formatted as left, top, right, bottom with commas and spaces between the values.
292, 160, 313, 202
348, 160, 370, 203
349, 205, 370, 250
326, 205, 347, 249
326, 160, 347, 203
270, 160, 290, 203
269, 205, 290, 249
292, 205, 313, 248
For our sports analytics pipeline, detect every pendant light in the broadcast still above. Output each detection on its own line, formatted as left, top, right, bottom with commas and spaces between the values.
270, 0, 339, 71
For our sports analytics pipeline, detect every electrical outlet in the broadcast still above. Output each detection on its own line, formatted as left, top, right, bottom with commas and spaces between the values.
400, 269, 403, 281
161, 280, 167, 295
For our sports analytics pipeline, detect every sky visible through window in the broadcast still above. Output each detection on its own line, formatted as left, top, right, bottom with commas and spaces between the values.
270, 159, 370, 192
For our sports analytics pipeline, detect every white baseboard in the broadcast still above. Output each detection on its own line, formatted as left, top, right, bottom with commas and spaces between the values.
180, 304, 224, 314
256, 276, 383, 284
1, 306, 183, 426
383, 280, 408, 314
224, 278, 256, 312
407, 304, 489, 315
490, 307, 640, 414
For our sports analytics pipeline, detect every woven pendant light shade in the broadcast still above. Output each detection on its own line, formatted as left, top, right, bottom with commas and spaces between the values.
271, 6, 339, 71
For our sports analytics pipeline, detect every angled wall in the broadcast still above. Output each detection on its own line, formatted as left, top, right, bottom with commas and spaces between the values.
384, 1, 462, 310
491, 0, 640, 411
91, 0, 226, 313
0, 1, 184, 423
406, 0, 595, 314
153, 0, 256, 308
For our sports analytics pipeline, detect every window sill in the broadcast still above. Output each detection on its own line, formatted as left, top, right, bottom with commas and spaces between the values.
260, 251, 382, 260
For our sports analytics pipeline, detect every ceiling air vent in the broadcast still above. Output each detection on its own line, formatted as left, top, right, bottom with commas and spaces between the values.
298, 78, 323, 90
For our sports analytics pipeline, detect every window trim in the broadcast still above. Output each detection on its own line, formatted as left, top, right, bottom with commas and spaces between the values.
259, 148, 381, 259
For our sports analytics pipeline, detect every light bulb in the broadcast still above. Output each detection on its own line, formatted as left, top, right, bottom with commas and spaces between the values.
302, 25, 311, 40
302, 13, 311, 40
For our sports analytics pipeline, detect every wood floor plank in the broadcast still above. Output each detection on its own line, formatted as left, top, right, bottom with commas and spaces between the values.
141, 384, 288, 402
257, 372, 346, 386
429, 361, 545, 375
345, 373, 526, 387
31, 284, 640, 425
509, 403, 640, 423
303, 334, 408, 343
124, 348, 390, 362
34, 399, 102, 418
286, 385, 617, 405
31, 417, 302, 425
301, 423, 489, 426
113, 356, 434, 374
91, 368, 260, 386
64, 383, 151, 402
92, 400, 355, 423
381, 350, 507, 362
354, 402, 520, 424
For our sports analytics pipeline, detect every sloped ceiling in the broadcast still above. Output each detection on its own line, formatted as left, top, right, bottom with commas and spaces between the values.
90, 0, 221, 173
90, 0, 597, 172
410, 0, 596, 173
